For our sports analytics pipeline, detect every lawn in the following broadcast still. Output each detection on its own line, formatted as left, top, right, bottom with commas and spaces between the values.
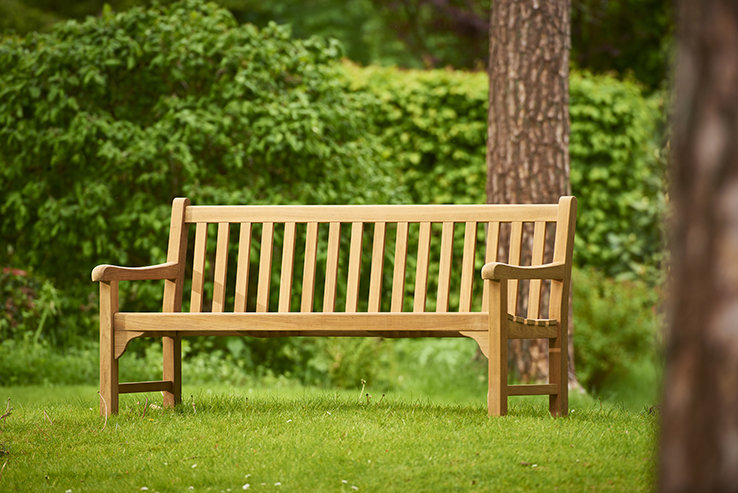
0, 384, 657, 492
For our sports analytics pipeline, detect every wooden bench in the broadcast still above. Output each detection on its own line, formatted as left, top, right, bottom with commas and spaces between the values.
92, 196, 576, 417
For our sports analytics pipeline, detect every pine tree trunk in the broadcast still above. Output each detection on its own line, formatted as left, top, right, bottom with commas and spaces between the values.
486, 0, 575, 384
660, 1, 738, 490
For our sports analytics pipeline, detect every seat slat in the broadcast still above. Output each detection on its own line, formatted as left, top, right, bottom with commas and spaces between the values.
391, 222, 409, 312
507, 221, 524, 314
323, 222, 341, 312
459, 221, 477, 312
413, 222, 432, 312
482, 221, 501, 312
116, 311, 489, 332
345, 222, 364, 312
234, 223, 252, 312
368, 222, 386, 312
300, 222, 319, 312
527, 221, 547, 319
278, 222, 297, 312
436, 221, 454, 312
256, 222, 274, 312
212, 223, 230, 312
190, 222, 208, 313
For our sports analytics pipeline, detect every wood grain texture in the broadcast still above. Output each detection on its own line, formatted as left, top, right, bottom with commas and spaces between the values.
301, 222, 319, 312
279, 222, 296, 312
190, 222, 208, 313
459, 221, 477, 312
234, 223, 252, 312
256, 222, 274, 312
212, 222, 230, 313
436, 222, 454, 313
391, 222, 409, 312
323, 222, 341, 313
345, 222, 364, 312
368, 222, 386, 312
413, 222, 432, 312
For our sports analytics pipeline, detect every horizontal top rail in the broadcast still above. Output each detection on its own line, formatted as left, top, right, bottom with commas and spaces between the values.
184, 204, 559, 224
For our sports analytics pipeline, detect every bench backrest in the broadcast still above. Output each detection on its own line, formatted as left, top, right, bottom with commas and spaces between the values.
162, 197, 576, 319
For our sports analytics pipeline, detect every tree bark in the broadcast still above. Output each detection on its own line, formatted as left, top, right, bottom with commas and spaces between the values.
486, 0, 575, 384
659, 1, 738, 491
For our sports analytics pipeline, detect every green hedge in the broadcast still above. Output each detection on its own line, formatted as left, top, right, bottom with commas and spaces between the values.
345, 64, 666, 279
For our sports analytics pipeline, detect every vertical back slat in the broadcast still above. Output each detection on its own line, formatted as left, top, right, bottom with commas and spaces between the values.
256, 222, 274, 312
212, 223, 230, 312
527, 221, 547, 319
436, 221, 454, 312
345, 222, 364, 312
301, 222, 319, 312
459, 221, 477, 312
278, 222, 297, 312
508, 221, 524, 314
482, 221, 501, 312
391, 222, 409, 312
234, 223, 252, 312
323, 222, 341, 312
190, 222, 208, 313
368, 222, 386, 312
413, 222, 432, 312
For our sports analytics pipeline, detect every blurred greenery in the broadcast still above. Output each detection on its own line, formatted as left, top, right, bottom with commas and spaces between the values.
1, 0, 673, 91
0, 0, 667, 407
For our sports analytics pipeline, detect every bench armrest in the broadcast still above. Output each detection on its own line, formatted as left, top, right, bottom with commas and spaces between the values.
91, 262, 180, 282
481, 261, 566, 281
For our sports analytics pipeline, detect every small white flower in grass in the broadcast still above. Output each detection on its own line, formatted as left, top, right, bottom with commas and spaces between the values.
351, 487, 359, 491
66, 490, 72, 493
242, 484, 250, 490
342, 480, 347, 484
188, 487, 194, 490
532, 464, 538, 468
141, 488, 149, 491
286, 419, 292, 423
191, 464, 197, 468
275, 482, 281, 486
244, 474, 251, 479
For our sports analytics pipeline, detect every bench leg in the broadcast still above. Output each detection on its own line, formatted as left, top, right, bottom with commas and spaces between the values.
163, 335, 181, 408
488, 280, 508, 416
548, 333, 568, 417
99, 281, 119, 416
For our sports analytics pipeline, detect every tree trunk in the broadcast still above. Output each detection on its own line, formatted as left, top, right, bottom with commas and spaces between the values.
659, 1, 738, 490
486, 0, 576, 384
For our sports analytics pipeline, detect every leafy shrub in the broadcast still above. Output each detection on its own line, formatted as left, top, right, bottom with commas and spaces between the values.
345, 64, 666, 279
0, 268, 61, 345
572, 267, 663, 400
0, 0, 403, 342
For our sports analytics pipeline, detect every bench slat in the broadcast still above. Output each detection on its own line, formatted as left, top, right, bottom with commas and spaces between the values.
527, 221, 547, 319
459, 221, 477, 312
278, 222, 296, 312
190, 222, 208, 313
301, 222, 319, 312
508, 221, 524, 314
436, 221, 454, 312
256, 222, 274, 312
234, 223, 252, 312
345, 222, 364, 312
391, 222, 409, 312
185, 204, 559, 224
507, 384, 558, 396
115, 312, 489, 332
482, 221, 501, 312
212, 223, 230, 313
323, 222, 341, 312
413, 222, 432, 312
368, 222, 386, 312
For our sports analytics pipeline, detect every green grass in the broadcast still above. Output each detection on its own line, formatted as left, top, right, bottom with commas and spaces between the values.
0, 384, 657, 492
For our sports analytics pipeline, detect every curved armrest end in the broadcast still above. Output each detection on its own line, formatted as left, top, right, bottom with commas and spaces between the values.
481, 261, 566, 281
91, 262, 179, 282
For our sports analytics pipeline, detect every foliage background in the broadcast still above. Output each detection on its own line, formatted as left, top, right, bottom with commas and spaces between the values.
0, 0, 667, 408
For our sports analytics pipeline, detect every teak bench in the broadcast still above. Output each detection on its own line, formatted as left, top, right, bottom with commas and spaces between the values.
92, 196, 576, 417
